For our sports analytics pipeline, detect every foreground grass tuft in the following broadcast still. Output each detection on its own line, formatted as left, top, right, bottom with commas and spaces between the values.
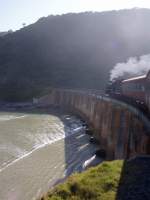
41, 160, 123, 200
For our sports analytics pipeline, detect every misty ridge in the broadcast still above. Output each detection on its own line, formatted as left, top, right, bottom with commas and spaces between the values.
1, 8, 150, 101
0, 30, 13, 37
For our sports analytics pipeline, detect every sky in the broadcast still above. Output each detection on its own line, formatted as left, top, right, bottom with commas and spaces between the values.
1, 0, 150, 31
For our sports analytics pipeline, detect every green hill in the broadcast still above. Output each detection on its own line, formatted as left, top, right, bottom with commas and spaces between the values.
1, 9, 150, 101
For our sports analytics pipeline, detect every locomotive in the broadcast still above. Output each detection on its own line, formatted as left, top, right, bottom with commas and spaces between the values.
106, 71, 150, 113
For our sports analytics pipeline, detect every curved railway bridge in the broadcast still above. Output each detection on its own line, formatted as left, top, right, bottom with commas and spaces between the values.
37, 88, 150, 160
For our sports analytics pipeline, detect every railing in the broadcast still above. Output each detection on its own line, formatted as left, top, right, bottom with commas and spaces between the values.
64, 88, 150, 118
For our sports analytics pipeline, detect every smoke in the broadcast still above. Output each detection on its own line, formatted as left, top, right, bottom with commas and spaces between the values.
110, 54, 150, 81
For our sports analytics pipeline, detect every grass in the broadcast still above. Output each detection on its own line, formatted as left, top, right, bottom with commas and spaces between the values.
40, 160, 123, 200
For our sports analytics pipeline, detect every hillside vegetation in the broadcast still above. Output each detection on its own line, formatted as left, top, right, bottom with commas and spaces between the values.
40, 157, 150, 200
1, 9, 150, 101
41, 160, 123, 200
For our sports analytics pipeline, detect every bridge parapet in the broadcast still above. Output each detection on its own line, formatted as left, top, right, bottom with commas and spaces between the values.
38, 88, 150, 160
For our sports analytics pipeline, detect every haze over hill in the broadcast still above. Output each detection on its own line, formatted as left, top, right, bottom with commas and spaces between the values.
0, 8, 150, 101
0, 32, 10, 37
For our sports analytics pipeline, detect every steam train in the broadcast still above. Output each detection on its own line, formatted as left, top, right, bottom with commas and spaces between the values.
106, 71, 150, 114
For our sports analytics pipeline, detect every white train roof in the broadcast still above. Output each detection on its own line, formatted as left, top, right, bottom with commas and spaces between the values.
122, 74, 147, 83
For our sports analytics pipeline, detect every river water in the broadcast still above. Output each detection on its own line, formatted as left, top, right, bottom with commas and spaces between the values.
0, 108, 100, 200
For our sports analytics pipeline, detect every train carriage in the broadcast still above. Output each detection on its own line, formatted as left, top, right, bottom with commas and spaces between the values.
145, 71, 150, 109
122, 71, 150, 110
107, 70, 150, 113
122, 75, 146, 102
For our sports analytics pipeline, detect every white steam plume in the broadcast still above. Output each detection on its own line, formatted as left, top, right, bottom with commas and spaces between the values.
110, 54, 150, 81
